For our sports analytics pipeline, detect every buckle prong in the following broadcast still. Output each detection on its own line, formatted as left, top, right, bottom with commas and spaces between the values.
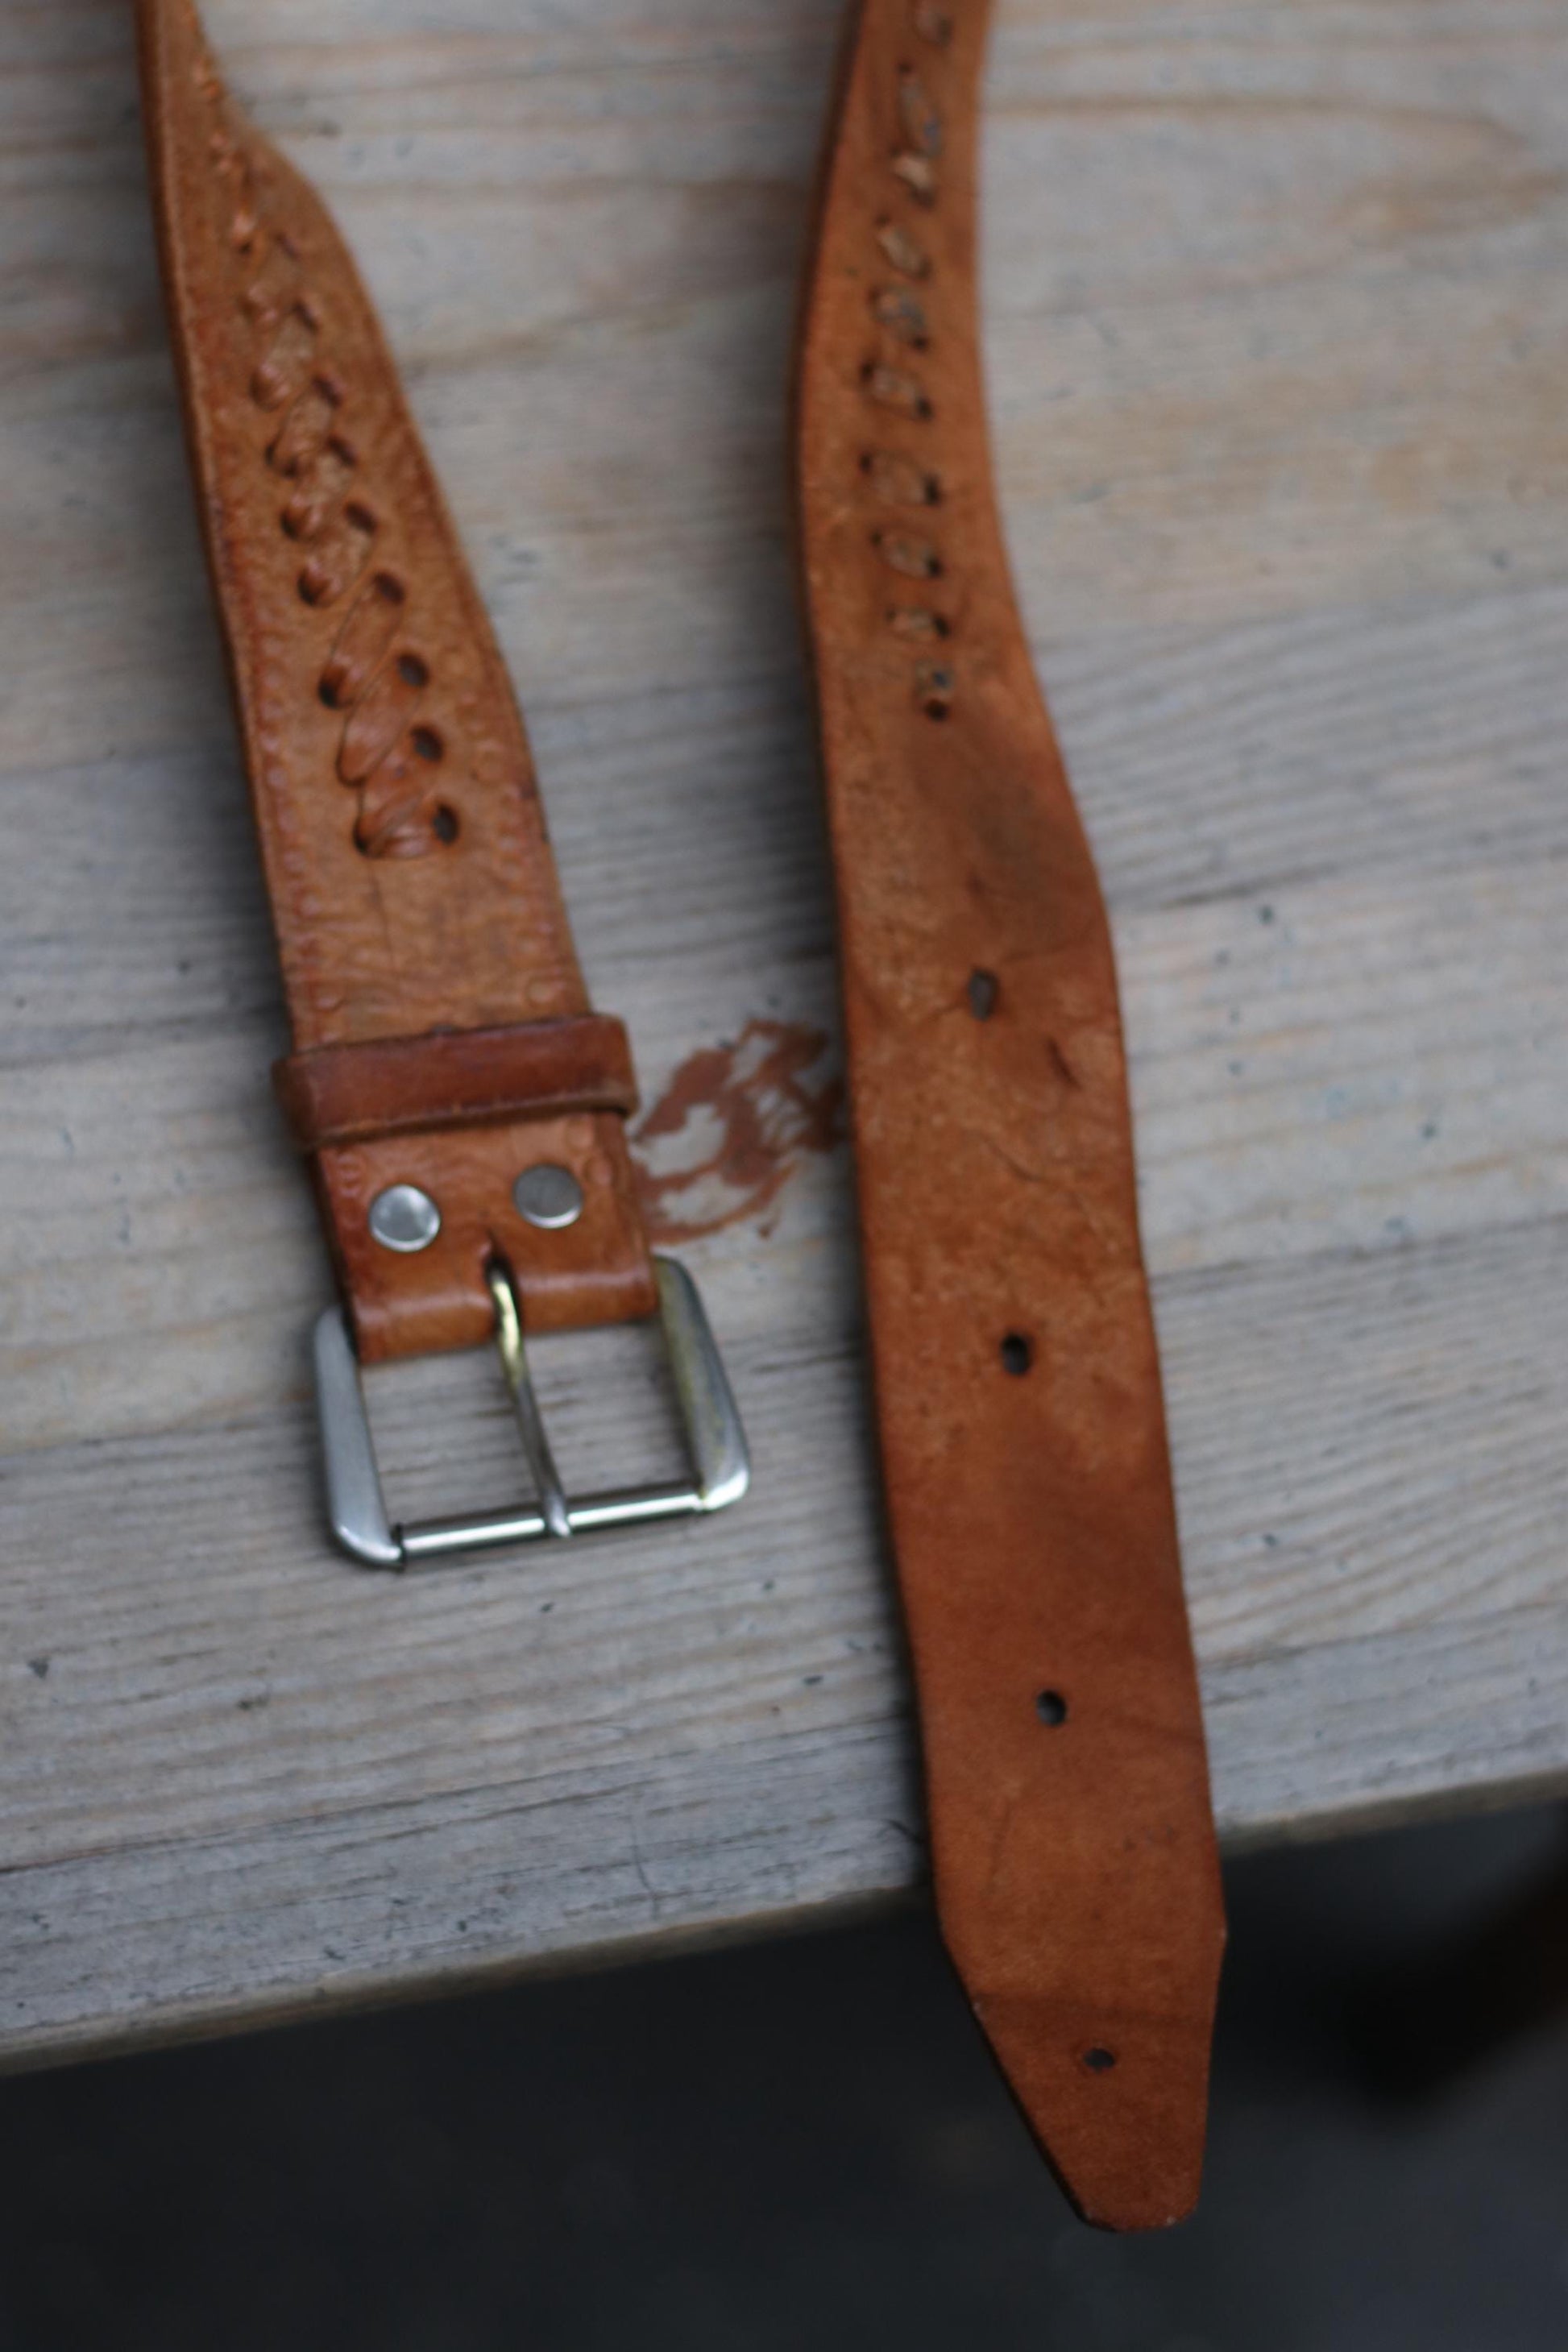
313, 1255, 749, 1570
485, 1259, 574, 1540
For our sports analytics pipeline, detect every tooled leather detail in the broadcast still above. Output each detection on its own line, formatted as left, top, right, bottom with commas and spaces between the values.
140, 0, 659, 1356
856, 5, 957, 721
142, 0, 595, 1056
197, 75, 456, 861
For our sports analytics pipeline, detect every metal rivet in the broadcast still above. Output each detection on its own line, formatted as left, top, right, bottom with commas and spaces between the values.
512, 1162, 585, 1231
367, 1183, 442, 1254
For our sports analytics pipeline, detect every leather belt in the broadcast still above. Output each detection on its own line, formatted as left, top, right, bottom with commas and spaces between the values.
136, 0, 748, 1564
795, 0, 1225, 2230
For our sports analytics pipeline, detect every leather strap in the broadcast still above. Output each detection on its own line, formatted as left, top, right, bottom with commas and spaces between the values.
136, 0, 657, 1360
273, 1017, 639, 1155
795, 0, 1225, 2230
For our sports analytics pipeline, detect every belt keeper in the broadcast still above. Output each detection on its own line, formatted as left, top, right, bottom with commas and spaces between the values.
273, 1015, 639, 1152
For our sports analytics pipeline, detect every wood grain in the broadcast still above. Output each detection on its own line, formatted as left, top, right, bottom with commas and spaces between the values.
3, 0, 1568, 2064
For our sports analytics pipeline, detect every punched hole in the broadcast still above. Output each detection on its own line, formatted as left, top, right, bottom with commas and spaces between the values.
397, 652, 430, 690
1035, 1690, 1068, 1727
412, 724, 445, 763
967, 969, 998, 1020
916, 662, 955, 720
1000, 1332, 1033, 1376
431, 804, 460, 844
1083, 2047, 1118, 2074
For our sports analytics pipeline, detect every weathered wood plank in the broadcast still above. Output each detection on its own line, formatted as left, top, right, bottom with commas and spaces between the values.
8, 834, 1567, 1446
15, 1591, 1568, 2074
3, 0, 1568, 2062
8, 1210, 1566, 1824
6, 1215, 1566, 1849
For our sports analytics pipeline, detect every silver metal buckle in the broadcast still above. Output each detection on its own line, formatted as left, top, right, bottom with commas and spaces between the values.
313, 1255, 749, 1569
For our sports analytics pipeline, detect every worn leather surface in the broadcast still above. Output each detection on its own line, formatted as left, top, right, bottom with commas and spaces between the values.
795, 0, 1226, 2230
136, 0, 657, 1359
273, 1017, 639, 1152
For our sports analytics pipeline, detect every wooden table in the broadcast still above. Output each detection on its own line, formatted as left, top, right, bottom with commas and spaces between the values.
5, 0, 1568, 2068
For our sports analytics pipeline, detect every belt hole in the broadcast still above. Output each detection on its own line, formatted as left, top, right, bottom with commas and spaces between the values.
1000, 1331, 1032, 1375
917, 660, 954, 718
967, 969, 998, 1020
1083, 2047, 1118, 2074
1035, 1689, 1068, 1727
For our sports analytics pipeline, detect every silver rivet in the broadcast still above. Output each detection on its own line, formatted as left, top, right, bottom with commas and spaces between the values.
367, 1183, 442, 1254
512, 1162, 585, 1230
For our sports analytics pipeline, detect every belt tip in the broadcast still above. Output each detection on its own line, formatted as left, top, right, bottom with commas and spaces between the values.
973, 1989, 1218, 2234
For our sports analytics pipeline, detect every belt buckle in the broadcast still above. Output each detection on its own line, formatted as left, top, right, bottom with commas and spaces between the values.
313, 1255, 750, 1569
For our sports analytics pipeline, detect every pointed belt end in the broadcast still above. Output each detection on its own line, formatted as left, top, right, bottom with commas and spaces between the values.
975, 1989, 1220, 2233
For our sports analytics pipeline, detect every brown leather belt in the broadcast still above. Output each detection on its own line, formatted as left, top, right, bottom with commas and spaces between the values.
136, 0, 748, 1562
140, 0, 1217, 2225
795, 0, 1225, 2230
